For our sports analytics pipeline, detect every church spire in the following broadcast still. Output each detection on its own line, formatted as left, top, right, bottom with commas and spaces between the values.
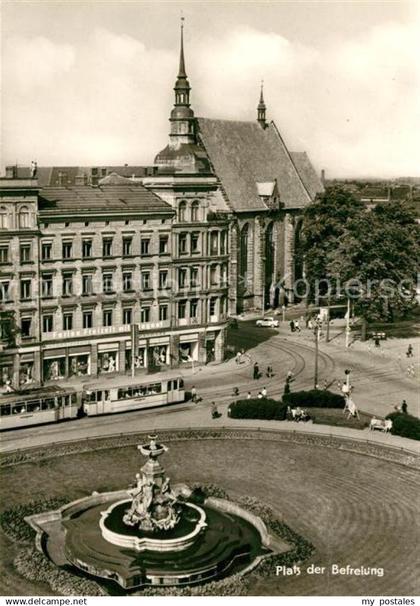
169, 17, 195, 146
178, 16, 187, 78
257, 80, 267, 129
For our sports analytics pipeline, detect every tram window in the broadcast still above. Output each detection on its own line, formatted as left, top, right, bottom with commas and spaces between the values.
147, 383, 161, 395
45, 398, 56, 410
179, 378, 184, 389
26, 400, 41, 413
104, 390, 109, 400
12, 403, 25, 414
167, 381, 172, 391
71, 393, 77, 404
118, 389, 125, 399
0, 404, 11, 416
96, 391, 102, 401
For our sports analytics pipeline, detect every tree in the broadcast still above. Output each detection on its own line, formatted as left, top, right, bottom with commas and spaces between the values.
0, 311, 20, 347
299, 186, 364, 298
327, 200, 419, 328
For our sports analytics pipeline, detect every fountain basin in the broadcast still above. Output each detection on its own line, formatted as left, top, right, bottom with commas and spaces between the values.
100, 500, 207, 552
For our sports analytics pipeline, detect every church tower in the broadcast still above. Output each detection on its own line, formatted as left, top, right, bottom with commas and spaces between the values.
257, 81, 267, 129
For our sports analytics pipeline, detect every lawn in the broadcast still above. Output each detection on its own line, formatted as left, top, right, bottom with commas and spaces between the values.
310, 407, 371, 430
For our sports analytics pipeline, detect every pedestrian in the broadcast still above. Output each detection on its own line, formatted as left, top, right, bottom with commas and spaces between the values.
191, 386, 197, 403
247, 391, 252, 399
262, 386, 267, 398
401, 400, 408, 414
233, 386, 239, 397
374, 336, 380, 348
289, 320, 295, 333
294, 319, 301, 333
236, 351, 242, 365
253, 362, 259, 380
406, 344, 413, 358
266, 365, 273, 378
257, 391, 263, 399
211, 402, 220, 419
287, 370, 294, 382
283, 379, 291, 395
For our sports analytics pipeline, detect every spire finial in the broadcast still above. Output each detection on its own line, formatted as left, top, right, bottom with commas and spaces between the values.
178, 14, 187, 78
259, 79, 265, 105
257, 79, 267, 128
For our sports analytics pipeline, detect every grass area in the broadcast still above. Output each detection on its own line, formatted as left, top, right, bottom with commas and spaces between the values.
226, 321, 277, 358
310, 408, 371, 430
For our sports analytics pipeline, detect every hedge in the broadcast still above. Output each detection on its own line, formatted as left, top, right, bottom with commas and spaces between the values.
283, 389, 345, 409
385, 412, 420, 441
228, 398, 288, 420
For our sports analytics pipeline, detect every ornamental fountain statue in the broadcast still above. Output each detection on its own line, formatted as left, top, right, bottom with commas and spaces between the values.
26, 434, 284, 591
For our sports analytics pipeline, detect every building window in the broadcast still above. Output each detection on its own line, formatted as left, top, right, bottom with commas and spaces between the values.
82, 310, 93, 329
0, 206, 8, 229
221, 264, 228, 285
221, 231, 227, 255
141, 271, 151, 290
20, 244, 31, 263
0, 246, 8, 263
191, 200, 200, 222
41, 274, 53, 297
191, 266, 199, 287
20, 279, 31, 300
41, 242, 52, 260
178, 233, 188, 255
0, 281, 10, 301
63, 312, 73, 330
159, 270, 168, 289
21, 317, 32, 337
239, 224, 249, 284
42, 314, 54, 333
82, 274, 93, 295
178, 300, 186, 319
82, 239, 93, 258
19, 206, 30, 228
140, 238, 150, 256
102, 273, 113, 294
62, 273, 73, 296
190, 299, 198, 318
210, 266, 218, 286
140, 306, 150, 323
210, 232, 219, 255
179, 200, 187, 222
191, 232, 200, 253
209, 297, 217, 316
62, 241, 73, 259
123, 271, 132, 292
123, 237, 132, 256
159, 235, 169, 254
102, 238, 113, 258
103, 309, 113, 327
178, 268, 187, 289
123, 307, 132, 325
159, 304, 168, 321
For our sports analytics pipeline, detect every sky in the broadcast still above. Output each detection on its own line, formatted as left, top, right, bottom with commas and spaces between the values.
2, 0, 420, 178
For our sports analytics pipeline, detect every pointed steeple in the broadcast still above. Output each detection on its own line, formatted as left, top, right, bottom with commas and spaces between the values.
178, 17, 187, 78
257, 80, 267, 129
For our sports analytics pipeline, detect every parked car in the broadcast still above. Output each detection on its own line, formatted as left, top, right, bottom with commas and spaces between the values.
256, 317, 279, 328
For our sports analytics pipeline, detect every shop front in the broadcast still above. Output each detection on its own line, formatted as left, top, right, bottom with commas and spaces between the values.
43, 349, 66, 381
69, 346, 90, 378
98, 343, 119, 374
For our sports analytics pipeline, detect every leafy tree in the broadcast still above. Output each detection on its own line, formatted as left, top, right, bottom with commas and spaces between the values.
299, 186, 364, 297
0, 311, 20, 347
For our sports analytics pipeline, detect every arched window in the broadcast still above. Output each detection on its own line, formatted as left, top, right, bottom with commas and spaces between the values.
19, 206, 30, 229
239, 223, 249, 282
191, 200, 200, 222
179, 200, 187, 223
0, 206, 8, 229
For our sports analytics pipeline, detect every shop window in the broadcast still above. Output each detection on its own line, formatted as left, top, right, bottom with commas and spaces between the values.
133, 348, 146, 368
179, 342, 194, 362
102, 238, 113, 258
0, 246, 8, 263
43, 358, 65, 381
20, 279, 31, 300
103, 309, 113, 327
150, 345, 168, 366
0, 365, 12, 387
19, 361, 34, 385
83, 311, 93, 329
140, 307, 150, 323
98, 352, 117, 373
159, 235, 168, 254
159, 304, 168, 321
42, 242, 52, 260
69, 355, 89, 376
123, 237, 132, 256
141, 238, 150, 255
62, 241, 73, 259
63, 312, 73, 330
123, 307, 132, 325
42, 314, 54, 333
20, 244, 31, 263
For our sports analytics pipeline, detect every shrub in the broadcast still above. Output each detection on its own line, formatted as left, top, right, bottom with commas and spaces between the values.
283, 389, 345, 409
385, 412, 420, 441
228, 398, 287, 420
0, 497, 68, 542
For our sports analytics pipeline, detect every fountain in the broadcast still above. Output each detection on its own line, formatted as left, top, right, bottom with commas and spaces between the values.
26, 435, 290, 591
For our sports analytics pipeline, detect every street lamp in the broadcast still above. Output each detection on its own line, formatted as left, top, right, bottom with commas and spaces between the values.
313, 316, 322, 389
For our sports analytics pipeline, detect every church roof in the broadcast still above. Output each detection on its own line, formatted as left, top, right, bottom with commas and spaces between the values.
290, 152, 324, 201
38, 184, 173, 216
197, 118, 320, 211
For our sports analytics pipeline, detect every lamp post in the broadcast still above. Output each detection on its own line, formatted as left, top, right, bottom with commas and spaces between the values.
313, 317, 321, 389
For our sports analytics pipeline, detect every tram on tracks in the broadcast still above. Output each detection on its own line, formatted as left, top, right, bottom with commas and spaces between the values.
0, 376, 185, 430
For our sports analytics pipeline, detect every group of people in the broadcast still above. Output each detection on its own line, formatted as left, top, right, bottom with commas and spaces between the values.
252, 362, 274, 380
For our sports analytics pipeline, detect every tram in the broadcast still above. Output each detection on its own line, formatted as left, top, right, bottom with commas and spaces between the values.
82, 376, 185, 416
0, 385, 81, 431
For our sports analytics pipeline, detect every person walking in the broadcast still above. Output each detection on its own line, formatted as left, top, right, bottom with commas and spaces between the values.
290, 320, 295, 333
191, 386, 197, 402
294, 319, 301, 333
236, 351, 242, 365
406, 344, 413, 358
266, 365, 273, 378
247, 391, 252, 399
262, 386, 267, 398
232, 386, 239, 397
253, 362, 260, 380
401, 400, 408, 414
257, 391, 263, 399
